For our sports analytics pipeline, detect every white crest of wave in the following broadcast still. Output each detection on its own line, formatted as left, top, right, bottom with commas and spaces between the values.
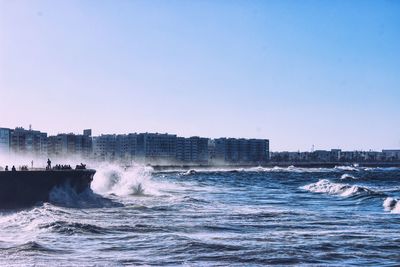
91, 163, 177, 197
0, 204, 63, 245
334, 166, 360, 172
340, 173, 357, 180
301, 179, 373, 197
383, 197, 400, 213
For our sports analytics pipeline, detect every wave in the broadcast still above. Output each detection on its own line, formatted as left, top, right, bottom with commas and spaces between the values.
169, 165, 400, 175
363, 167, 400, 172
340, 173, 358, 180
181, 165, 400, 174
175, 166, 337, 175
40, 221, 109, 235
182, 169, 198, 176
244, 166, 335, 173
301, 179, 377, 197
383, 197, 400, 214
92, 163, 180, 197
49, 184, 120, 208
4, 241, 65, 254
334, 166, 360, 172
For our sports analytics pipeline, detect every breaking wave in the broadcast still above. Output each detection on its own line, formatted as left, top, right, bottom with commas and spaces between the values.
49, 185, 118, 208
165, 166, 400, 175
340, 173, 357, 180
174, 166, 336, 175
301, 179, 377, 197
334, 166, 360, 172
92, 163, 179, 197
29, 162, 185, 208
383, 197, 400, 214
182, 169, 198, 176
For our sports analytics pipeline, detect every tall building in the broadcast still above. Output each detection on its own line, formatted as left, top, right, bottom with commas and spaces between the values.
115, 133, 137, 162
83, 129, 92, 137
176, 136, 209, 163
213, 138, 269, 164
93, 132, 178, 163
10, 127, 48, 155
1, 125, 274, 165
48, 130, 92, 158
0, 128, 11, 154
136, 133, 177, 163
93, 134, 117, 161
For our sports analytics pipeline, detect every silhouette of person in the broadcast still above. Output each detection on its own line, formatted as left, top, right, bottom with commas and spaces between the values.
5, 165, 8, 171
11, 165, 16, 171
47, 158, 51, 169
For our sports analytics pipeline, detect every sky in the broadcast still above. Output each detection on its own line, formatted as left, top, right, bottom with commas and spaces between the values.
0, 0, 399, 151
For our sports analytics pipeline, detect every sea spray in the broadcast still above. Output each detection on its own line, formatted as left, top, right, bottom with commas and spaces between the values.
91, 163, 179, 197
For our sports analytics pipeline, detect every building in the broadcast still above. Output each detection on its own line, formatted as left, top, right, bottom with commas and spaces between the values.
330, 149, 341, 162
176, 137, 189, 162
176, 136, 209, 163
83, 129, 92, 137
1, 124, 275, 165
10, 127, 48, 155
270, 151, 311, 162
270, 149, 400, 163
0, 128, 11, 154
136, 133, 177, 163
212, 138, 269, 164
93, 134, 117, 161
115, 133, 137, 162
382, 150, 400, 161
48, 130, 92, 158
93, 133, 140, 162
93, 132, 178, 163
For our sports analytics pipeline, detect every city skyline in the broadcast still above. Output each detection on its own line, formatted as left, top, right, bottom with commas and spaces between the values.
1, 1, 399, 151
2, 125, 399, 166
1, 124, 398, 153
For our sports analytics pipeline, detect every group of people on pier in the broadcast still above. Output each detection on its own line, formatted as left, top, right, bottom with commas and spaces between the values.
4, 165, 16, 171
2, 159, 87, 171
53, 164, 72, 170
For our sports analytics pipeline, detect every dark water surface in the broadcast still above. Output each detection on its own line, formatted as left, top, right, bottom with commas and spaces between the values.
1, 166, 400, 266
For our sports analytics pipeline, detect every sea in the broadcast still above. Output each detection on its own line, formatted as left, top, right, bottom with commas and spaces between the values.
1, 164, 400, 266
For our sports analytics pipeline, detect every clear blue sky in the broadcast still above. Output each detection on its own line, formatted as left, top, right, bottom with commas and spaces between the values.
1, 0, 399, 151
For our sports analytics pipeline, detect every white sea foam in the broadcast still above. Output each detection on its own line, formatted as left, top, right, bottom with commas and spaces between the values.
0, 204, 61, 244
363, 167, 400, 172
340, 173, 357, 180
301, 179, 374, 197
182, 169, 197, 176
334, 166, 360, 172
383, 197, 400, 214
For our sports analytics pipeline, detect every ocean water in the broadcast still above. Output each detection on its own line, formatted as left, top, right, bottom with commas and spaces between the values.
1, 165, 400, 266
